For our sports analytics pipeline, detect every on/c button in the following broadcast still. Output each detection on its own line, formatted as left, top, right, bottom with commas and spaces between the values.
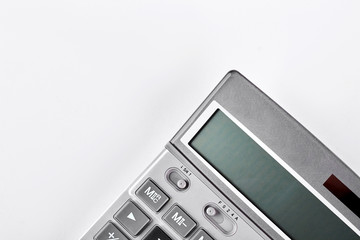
136, 179, 170, 212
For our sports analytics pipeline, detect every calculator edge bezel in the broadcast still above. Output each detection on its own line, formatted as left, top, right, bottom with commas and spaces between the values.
170, 70, 360, 239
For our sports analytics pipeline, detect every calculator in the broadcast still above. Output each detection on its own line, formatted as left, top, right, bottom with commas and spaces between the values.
81, 71, 360, 240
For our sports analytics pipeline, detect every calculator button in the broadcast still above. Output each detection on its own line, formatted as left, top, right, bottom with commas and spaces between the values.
114, 201, 150, 236
136, 179, 170, 212
163, 205, 197, 237
190, 229, 214, 240
94, 222, 128, 240
143, 226, 172, 240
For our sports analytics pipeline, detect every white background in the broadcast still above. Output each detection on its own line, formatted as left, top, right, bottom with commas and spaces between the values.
1, 1, 360, 239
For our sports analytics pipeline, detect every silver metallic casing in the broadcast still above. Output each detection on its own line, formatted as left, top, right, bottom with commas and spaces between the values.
82, 71, 360, 240
81, 146, 265, 240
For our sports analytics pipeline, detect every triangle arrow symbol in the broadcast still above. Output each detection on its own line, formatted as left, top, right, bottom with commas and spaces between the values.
127, 212, 136, 221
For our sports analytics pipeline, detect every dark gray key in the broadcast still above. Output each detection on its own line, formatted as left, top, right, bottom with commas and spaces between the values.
163, 205, 197, 237
136, 179, 170, 212
143, 226, 172, 240
190, 229, 214, 240
94, 222, 128, 240
114, 201, 150, 236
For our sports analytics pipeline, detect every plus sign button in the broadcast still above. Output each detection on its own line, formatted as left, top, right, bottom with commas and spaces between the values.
94, 222, 128, 240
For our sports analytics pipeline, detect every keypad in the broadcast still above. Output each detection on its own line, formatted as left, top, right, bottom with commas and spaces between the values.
114, 201, 150, 236
136, 179, 170, 212
163, 205, 197, 237
143, 226, 172, 240
94, 177, 216, 240
94, 222, 128, 240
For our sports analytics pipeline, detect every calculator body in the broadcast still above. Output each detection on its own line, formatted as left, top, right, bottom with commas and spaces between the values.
81, 71, 360, 240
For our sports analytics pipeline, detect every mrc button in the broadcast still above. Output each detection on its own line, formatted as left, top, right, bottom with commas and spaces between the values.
163, 205, 197, 237
136, 179, 170, 212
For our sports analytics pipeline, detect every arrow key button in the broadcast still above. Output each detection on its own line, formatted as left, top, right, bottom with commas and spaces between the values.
114, 200, 150, 237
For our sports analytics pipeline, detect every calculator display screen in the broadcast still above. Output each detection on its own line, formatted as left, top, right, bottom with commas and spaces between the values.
189, 109, 359, 240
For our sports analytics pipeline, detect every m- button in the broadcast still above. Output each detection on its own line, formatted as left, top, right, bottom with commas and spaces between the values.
163, 205, 197, 237
136, 179, 170, 212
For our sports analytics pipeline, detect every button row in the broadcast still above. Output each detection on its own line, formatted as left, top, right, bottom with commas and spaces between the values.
94, 175, 215, 240
94, 222, 172, 240
135, 178, 214, 239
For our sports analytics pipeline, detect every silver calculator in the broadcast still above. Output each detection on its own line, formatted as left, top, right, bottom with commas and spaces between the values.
81, 71, 360, 240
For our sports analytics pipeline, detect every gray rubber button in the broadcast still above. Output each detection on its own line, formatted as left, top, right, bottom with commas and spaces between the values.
143, 226, 172, 240
190, 229, 214, 240
163, 205, 197, 237
94, 222, 128, 240
136, 179, 170, 212
114, 201, 150, 236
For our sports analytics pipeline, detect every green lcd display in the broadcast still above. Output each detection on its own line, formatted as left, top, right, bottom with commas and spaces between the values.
189, 110, 359, 240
